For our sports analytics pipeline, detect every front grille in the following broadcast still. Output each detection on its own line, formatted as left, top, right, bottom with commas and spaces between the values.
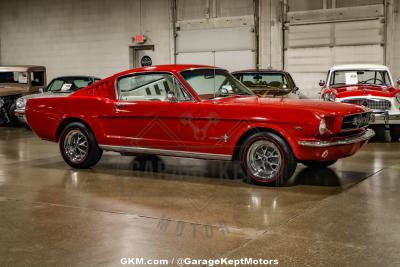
341, 98, 391, 111
342, 112, 372, 130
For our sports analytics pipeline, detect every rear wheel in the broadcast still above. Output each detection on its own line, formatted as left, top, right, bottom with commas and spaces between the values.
59, 122, 103, 168
301, 160, 337, 168
390, 125, 400, 142
239, 132, 297, 186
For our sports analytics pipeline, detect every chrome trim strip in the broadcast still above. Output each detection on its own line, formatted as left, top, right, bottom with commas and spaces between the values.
99, 144, 232, 161
298, 129, 375, 148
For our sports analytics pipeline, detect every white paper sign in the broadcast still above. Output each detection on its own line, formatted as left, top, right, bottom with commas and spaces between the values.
345, 72, 358, 85
61, 83, 72, 91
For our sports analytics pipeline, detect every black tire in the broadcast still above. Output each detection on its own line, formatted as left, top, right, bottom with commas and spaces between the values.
239, 131, 297, 186
8, 102, 21, 126
301, 160, 337, 168
390, 125, 400, 142
59, 122, 103, 168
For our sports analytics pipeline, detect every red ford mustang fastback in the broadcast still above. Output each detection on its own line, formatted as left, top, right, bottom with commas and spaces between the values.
26, 65, 374, 186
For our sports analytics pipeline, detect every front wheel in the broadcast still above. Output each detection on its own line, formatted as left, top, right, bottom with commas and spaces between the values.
239, 132, 297, 186
301, 160, 337, 168
59, 122, 103, 168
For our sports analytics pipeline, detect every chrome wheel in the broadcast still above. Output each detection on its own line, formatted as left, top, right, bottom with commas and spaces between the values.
63, 129, 89, 163
246, 140, 282, 181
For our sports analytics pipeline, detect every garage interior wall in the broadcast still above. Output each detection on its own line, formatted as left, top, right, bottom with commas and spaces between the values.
175, 0, 257, 72
0, 0, 173, 81
0, 0, 399, 93
284, 0, 386, 98
259, 0, 284, 70
387, 0, 400, 82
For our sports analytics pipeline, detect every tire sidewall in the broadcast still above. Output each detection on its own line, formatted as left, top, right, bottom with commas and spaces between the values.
59, 122, 96, 168
240, 132, 296, 186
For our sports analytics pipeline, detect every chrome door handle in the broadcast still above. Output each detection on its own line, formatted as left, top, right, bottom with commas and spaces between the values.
114, 102, 127, 109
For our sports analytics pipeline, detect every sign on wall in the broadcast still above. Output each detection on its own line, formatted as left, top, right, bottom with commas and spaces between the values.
141, 56, 152, 67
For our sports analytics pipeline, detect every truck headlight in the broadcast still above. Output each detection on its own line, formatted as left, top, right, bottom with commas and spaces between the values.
323, 92, 336, 102
396, 93, 400, 104
319, 118, 327, 135
16, 98, 26, 109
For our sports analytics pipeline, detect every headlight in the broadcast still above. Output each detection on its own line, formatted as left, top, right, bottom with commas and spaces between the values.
16, 98, 26, 109
319, 118, 327, 135
323, 92, 336, 102
396, 93, 400, 104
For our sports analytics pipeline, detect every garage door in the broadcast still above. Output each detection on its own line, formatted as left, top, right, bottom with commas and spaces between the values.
176, 25, 256, 72
284, 5, 385, 99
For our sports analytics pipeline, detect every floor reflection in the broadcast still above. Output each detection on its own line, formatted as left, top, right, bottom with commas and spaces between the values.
125, 154, 368, 188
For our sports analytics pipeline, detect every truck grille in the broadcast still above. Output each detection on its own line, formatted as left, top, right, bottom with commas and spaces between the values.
342, 112, 372, 130
341, 98, 391, 111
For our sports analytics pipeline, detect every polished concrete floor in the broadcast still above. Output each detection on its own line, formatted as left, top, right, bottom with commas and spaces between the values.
0, 127, 399, 266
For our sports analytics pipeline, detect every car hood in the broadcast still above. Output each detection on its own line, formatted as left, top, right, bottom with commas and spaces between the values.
0, 84, 28, 96
206, 95, 368, 117
329, 85, 400, 98
20, 91, 72, 101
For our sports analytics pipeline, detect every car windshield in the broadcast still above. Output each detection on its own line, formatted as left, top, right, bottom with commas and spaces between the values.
0, 71, 29, 84
180, 69, 253, 100
47, 77, 95, 93
330, 70, 392, 87
235, 72, 290, 89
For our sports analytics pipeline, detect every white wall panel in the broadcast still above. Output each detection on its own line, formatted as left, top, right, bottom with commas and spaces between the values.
0, 0, 173, 81
176, 50, 255, 72
333, 45, 383, 65
214, 50, 256, 72
176, 52, 214, 66
216, 0, 254, 17
287, 24, 331, 48
176, 26, 255, 53
335, 20, 383, 45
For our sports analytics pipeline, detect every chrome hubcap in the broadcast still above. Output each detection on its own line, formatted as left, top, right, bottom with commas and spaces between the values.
63, 130, 88, 163
247, 140, 282, 180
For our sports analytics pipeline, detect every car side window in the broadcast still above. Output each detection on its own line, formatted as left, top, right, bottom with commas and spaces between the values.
117, 73, 192, 102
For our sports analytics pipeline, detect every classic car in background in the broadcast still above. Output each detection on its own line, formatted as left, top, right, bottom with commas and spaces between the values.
15, 75, 101, 124
0, 65, 46, 125
26, 65, 374, 186
320, 64, 400, 141
232, 69, 301, 98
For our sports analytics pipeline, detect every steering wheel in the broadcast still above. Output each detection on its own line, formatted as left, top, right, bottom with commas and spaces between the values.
363, 78, 384, 85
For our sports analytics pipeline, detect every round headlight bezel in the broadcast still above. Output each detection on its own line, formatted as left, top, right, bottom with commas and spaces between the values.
396, 93, 400, 104
319, 118, 327, 135
323, 92, 336, 102
16, 98, 26, 109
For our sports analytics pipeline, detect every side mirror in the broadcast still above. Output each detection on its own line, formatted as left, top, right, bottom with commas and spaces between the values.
167, 91, 177, 102
397, 79, 400, 86
319, 80, 326, 87
293, 86, 299, 93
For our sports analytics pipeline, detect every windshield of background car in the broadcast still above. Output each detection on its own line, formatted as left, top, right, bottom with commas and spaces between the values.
180, 69, 253, 100
330, 70, 392, 87
47, 77, 94, 92
236, 73, 290, 89
0, 71, 28, 85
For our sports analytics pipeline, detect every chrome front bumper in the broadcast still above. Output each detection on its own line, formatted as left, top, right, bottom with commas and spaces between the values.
14, 108, 26, 123
371, 111, 400, 125
298, 129, 375, 148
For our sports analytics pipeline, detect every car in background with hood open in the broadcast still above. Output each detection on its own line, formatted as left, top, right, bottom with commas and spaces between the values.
0, 65, 46, 125
15, 75, 101, 124
320, 64, 400, 141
